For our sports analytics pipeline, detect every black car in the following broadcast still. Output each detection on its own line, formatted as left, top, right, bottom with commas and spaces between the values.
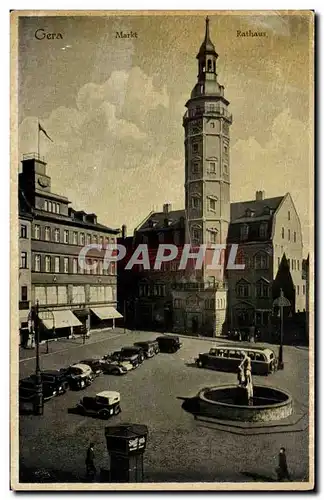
19, 375, 58, 403
148, 340, 160, 355
107, 350, 139, 369
40, 370, 70, 394
133, 341, 156, 358
79, 358, 103, 377
156, 335, 182, 353
121, 346, 145, 363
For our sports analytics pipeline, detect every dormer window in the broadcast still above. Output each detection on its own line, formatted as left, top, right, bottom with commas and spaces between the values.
245, 208, 255, 218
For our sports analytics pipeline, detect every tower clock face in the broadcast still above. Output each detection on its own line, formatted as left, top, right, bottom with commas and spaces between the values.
37, 177, 49, 188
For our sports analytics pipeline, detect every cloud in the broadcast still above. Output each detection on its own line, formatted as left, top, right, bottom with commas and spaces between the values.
231, 109, 311, 248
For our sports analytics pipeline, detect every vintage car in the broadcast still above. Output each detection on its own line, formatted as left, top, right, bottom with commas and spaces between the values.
133, 341, 156, 358
105, 351, 139, 369
79, 358, 103, 377
40, 369, 70, 394
19, 375, 58, 403
148, 340, 160, 355
76, 391, 121, 419
100, 358, 133, 375
195, 345, 278, 375
156, 335, 182, 353
64, 363, 94, 390
121, 346, 145, 363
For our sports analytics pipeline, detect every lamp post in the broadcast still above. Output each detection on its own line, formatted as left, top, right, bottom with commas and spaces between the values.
273, 288, 291, 370
33, 300, 44, 415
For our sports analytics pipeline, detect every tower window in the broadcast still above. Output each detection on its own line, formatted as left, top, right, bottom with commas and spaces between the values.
192, 162, 199, 174
192, 227, 200, 244
288, 211, 291, 220
288, 229, 291, 241
294, 232, 297, 242
192, 143, 199, 154
282, 227, 285, 239
223, 164, 228, 174
208, 162, 216, 174
207, 59, 212, 72
192, 196, 200, 209
208, 197, 218, 212
210, 122, 215, 128
208, 229, 218, 244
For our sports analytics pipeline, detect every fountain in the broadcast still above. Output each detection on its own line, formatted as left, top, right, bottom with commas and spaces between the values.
194, 354, 293, 423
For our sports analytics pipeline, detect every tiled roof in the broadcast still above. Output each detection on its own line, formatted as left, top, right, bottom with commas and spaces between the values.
137, 209, 186, 232
230, 196, 284, 223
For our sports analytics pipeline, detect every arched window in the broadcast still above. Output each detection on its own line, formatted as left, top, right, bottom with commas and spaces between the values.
207, 59, 212, 72
256, 279, 270, 298
254, 252, 269, 270
236, 279, 250, 298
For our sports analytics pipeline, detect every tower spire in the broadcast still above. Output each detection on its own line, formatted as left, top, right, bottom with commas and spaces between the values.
197, 16, 217, 59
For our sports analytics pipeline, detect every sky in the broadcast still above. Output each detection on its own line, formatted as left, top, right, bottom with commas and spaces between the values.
17, 12, 313, 252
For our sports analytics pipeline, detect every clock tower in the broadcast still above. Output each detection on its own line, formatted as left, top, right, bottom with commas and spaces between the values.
177, 17, 232, 336
183, 17, 232, 274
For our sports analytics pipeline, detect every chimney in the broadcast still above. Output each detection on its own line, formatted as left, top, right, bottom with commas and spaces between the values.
121, 224, 127, 239
163, 203, 172, 214
255, 190, 265, 201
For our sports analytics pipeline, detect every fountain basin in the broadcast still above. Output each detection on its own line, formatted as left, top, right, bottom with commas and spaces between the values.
198, 385, 292, 422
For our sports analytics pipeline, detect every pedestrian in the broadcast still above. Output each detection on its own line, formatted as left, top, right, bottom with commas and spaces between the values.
276, 447, 291, 481
85, 442, 96, 479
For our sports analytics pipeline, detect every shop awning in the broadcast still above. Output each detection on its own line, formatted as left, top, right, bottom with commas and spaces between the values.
40, 310, 82, 330
90, 306, 123, 320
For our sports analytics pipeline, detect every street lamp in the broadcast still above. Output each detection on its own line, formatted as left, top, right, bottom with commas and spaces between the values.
272, 288, 291, 370
33, 300, 44, 415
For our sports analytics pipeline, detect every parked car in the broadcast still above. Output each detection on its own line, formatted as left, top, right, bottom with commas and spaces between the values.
19, 375, 58, 403
195, 345, 278, 375
121, 346, 145, 363
40, 369, 70, 394
148, 340, 160, 355
79, 358, 103, 377
64, 363, 94, 390
76, 391, 121, 419
106, 351, 139, 369
156, 335, 182, 353
134, 341, 155, 358
100, 358, 133, 375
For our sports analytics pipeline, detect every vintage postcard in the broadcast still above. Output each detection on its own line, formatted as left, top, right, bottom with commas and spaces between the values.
11, 10, 314, 491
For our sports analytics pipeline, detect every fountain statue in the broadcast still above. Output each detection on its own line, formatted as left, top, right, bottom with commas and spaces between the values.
237, 353, 254, 405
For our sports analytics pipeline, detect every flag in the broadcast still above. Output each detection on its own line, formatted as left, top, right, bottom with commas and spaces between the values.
38, 122, 53, 142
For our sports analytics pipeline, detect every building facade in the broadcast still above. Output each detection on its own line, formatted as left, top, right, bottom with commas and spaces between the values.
18, 153, 122, 340
118, 18, 308, 339
18, 191, 33, 344
226, 191, 306, 337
